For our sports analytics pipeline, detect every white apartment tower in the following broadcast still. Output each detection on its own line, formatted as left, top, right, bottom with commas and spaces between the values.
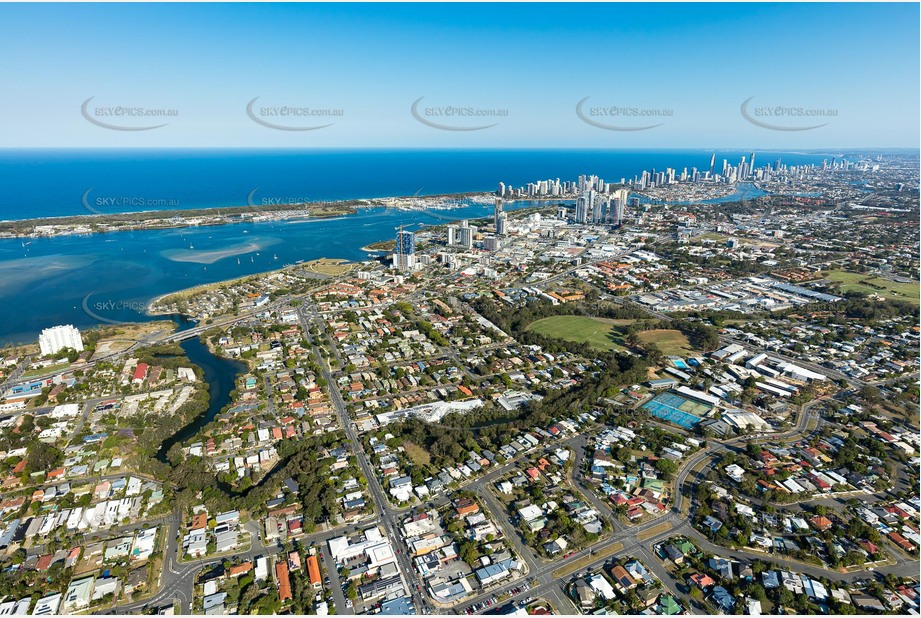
39, 325, 84, 356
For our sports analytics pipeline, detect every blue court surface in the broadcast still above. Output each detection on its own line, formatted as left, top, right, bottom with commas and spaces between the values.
643, 391, 710, 429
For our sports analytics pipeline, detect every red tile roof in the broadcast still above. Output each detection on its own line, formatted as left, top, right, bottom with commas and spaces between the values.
276, 561, 292, 602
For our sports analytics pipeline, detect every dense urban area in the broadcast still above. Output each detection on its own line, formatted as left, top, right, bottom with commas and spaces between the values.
1, 152, 918, 616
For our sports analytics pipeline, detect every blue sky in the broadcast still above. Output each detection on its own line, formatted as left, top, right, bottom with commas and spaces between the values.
0, 3, 917, 148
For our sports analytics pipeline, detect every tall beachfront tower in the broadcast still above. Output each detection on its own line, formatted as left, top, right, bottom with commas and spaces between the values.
39, 324, 84, 356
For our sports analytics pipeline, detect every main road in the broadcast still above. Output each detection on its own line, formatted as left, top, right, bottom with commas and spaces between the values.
462, 396, 918, 614
297, 302, 432, 614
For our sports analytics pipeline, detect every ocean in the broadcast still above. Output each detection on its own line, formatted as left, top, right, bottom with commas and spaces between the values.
0, 149, 836, 220
0, 149, 833, 344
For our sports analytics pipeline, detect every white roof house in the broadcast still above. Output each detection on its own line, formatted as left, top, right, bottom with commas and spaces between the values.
62, 577, 94, 613
31, 593, 62, 616
588, 574, 616, 600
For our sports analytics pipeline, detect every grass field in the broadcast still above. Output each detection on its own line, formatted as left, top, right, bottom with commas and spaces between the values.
637, 329, 694, 356
551, 542, 624, 579
303, 258, 355, 277
526, 315, 636, 351
93, 322, 175, 356
403, 441, 431, 466
23, 362, 70, 378
636, 521, 673, 540
822, 270, 920, 305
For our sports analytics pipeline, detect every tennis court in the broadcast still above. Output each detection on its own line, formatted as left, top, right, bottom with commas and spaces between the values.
643, 391, 710, 428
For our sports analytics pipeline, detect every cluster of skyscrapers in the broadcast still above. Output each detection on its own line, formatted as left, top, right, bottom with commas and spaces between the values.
496, 153, 862, 202
573, 187, 629, 226
391, 150, 866, 271
631, 153, 859, 190
445, 220, 476, 250
497, 174, 629, 200
497, 175, 636, 226
392, 199, 510, 271
626, 153, 762, 189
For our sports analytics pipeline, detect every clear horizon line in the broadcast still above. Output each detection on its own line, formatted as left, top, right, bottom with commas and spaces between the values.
0, 146, 917, 152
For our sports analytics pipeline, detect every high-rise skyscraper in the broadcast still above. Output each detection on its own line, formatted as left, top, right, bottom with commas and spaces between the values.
574, 190, 595, 224
393, 228, 416, 271
610, 198, 624, 227
457, 220, 474, 249
494, 198, 503, 231
574, 193, 589, 224
496, 212, 508, 236
39, 324, 84, 356
612, 188, 629, 226
592, 197, 607, 224
397, 229, 415, 256
709, 152, 716, 176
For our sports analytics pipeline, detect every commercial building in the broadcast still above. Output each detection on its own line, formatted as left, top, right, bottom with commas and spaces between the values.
359, 575, 404, 601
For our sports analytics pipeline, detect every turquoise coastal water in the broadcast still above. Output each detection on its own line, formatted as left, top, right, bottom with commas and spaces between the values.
0, 149, 835, 343
0, 202, 539, 344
